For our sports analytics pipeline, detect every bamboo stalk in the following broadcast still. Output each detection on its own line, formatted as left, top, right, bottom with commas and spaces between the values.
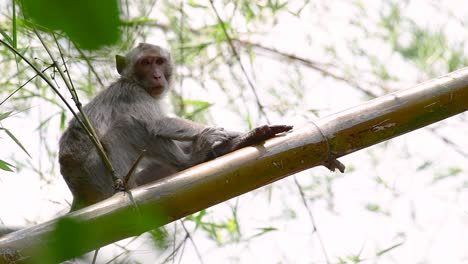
1, 67, 468, 263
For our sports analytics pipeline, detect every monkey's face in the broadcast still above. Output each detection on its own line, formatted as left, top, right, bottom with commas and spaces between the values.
134, 53, 171, 97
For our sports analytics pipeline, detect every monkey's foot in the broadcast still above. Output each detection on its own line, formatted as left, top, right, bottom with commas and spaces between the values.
113, 178, 125, 192
323, 159, 346, 173
112, 177, 140, 211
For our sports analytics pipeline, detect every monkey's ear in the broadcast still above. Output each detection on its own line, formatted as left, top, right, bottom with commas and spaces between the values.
115, 55, 127, 75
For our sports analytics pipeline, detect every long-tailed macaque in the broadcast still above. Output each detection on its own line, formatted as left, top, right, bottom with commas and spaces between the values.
59, 43, 293, 210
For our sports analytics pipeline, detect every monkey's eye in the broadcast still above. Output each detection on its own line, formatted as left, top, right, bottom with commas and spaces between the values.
140, 59, 151, 66
155, 57, 165, 65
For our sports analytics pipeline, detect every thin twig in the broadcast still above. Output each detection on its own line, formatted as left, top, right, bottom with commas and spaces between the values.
53, 34, 78, 99
0, 65, 54, 106
208, 0, 270, 123
237, 39, 378, 98
124, 149, 146, 187
180, 221, 204, 264
0, 39, 86, 134
161, 233, 190, 264
129, 19, 380, 99
73, 44, 105, 87
91, 248, 100, 264
293, 176, 331, 264
172, 222, 177, 264
428, 127, 468, 158
33, 29, 117, 182
177, 0, 186, 114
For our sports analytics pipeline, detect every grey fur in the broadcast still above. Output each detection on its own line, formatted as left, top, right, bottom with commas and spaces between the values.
59, 44, 240, 210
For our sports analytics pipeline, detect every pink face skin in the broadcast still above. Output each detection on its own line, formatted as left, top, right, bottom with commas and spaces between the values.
134, 54, 169, 97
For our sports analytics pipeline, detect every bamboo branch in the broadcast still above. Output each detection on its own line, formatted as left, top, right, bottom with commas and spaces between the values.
1, 67, 468, 263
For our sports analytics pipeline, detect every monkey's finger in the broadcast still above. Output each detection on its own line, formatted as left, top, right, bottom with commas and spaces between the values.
250, 125, 293, 139
226, 130, 243, 138
233, 124, 292, 148
210, 124, 293, 159
267, 125, 293, 135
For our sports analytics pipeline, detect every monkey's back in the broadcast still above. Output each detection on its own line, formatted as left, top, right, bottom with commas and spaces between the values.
58, 80, 164, 209
58, 84, 119, 208
59, 80, 150, 161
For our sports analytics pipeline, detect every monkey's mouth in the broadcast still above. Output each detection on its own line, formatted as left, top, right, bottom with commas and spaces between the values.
149, 85, 165, 96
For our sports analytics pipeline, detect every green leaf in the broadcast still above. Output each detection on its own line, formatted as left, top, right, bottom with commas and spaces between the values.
0, 28, 13, 45
227, 218, 237, 233
248, 227, 277, 239
0, 159, 15, 172
266, 0, 288, 13
19, 0, 121, 50
0, 111, 13, 121
346, 254, 364, 263
183, 100, 213, 119
376, 241, 404, 256
0, 127, 31, 158
60, 111, 66, 130
245, 112, 253, 130
241, 1, 256, 23
12, 0, 17, 48
365, 203, 380, 212
183, 100, 211, 108
186, 210, 208, 227
187, 0, 207, 8
37, 113, 60, 130
432, 167, 462, 183
211, 22, 231, 42
149, 227, 169, 250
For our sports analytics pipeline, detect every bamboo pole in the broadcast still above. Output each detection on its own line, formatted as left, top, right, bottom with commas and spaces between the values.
1, 67, 468, 263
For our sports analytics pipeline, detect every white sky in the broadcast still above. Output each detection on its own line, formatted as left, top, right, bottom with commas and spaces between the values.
0, 0, 467, 263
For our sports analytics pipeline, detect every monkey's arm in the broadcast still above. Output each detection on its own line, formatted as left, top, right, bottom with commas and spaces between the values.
210, 125, 293, 158
152, 117, 239, 146
209, 125, 345, 173
156, 139, 200, 168
156, 117, 210, 140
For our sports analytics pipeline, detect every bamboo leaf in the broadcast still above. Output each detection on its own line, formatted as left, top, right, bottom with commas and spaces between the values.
248, 227, 277, 239
60, 111, 66, 130
0, 111, 13, 121
0, 28, 13, 45
183, 100, 213, 119
376, 241, 404, 256
0, 127, 31, 158
0, 159, 15, 172
12, 0, 17, 48
19, 0, 121, 50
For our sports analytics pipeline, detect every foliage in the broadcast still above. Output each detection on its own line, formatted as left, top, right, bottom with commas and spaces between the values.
0, 0, 467, 263
19, 0, 121, 50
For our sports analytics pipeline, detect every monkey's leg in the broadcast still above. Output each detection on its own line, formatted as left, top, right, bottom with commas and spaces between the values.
127, 162, 178, 187
100, 117, 148, 193
62, 157, 115, 211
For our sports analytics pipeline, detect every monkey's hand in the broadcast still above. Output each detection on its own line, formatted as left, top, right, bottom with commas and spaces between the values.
210, 124, 293, 158
192, 127, 235, 160
208, 125, 346, 173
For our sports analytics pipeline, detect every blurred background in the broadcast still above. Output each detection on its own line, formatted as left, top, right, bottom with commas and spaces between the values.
0, 0, 467, 263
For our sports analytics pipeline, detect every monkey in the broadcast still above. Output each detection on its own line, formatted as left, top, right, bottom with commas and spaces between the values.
58, 43, 294, 211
